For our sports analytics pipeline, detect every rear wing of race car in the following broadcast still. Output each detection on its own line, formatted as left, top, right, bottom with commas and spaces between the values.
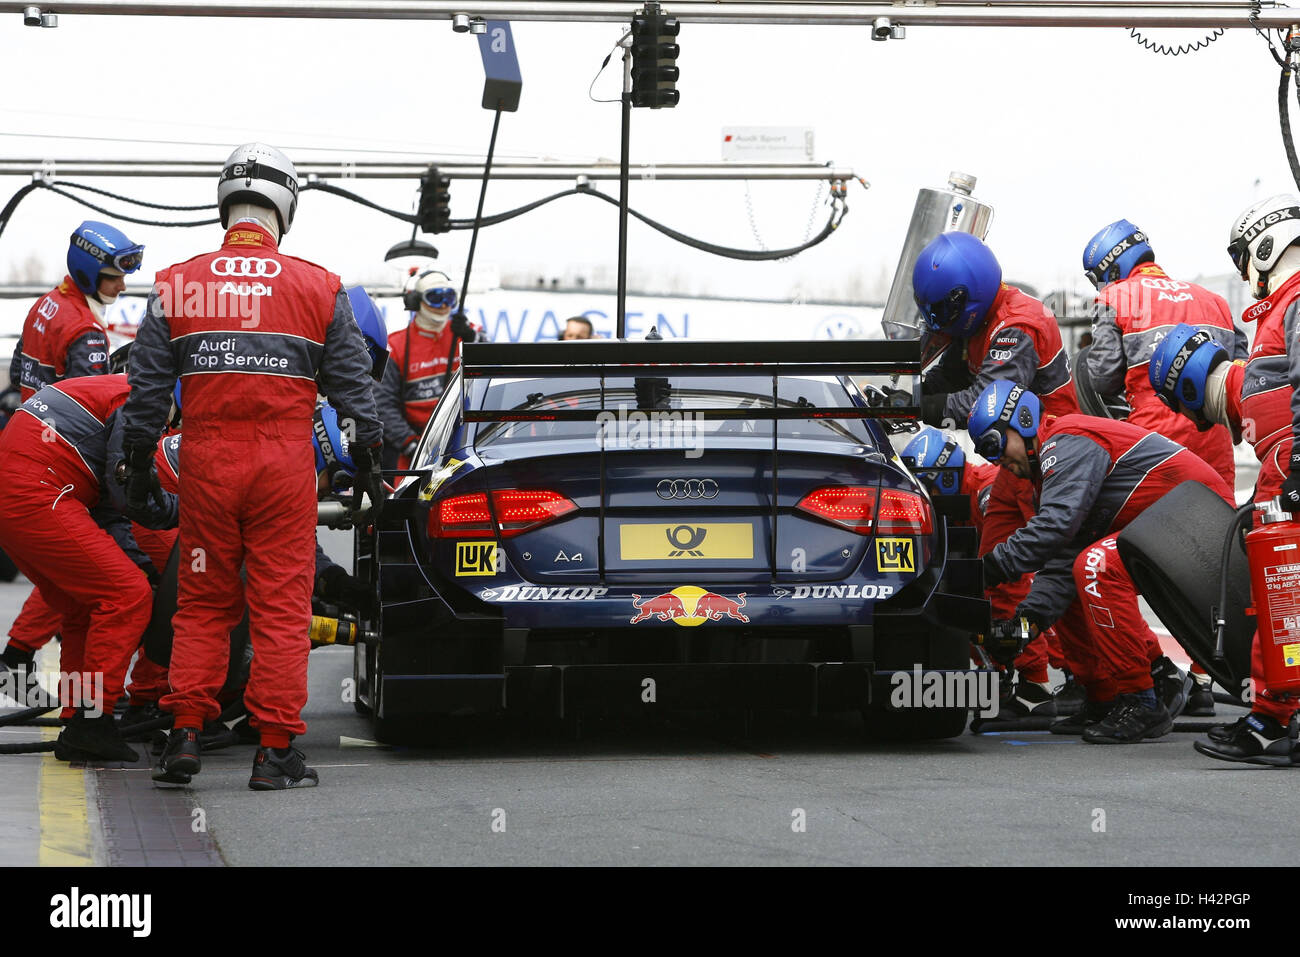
458, 338, 923, 423
457, 339, 926, 580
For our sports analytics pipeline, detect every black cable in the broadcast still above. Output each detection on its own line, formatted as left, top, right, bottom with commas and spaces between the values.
0, 705, 56, 728
0, 741, 56, 754
1128, 26, 1225, 57
1, 172, 847, 262
449, 184, 847, 261
445, 107, 504, 393
1280, 59, 1300, 194
583, 185, 846, 261
0, 181, 40, 243
51, 180, 216, 212
299, 180, 418, 225
36, 182, 219, 228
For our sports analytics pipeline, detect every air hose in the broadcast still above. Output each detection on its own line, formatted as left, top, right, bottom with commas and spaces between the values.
1212, 502, 1255, 667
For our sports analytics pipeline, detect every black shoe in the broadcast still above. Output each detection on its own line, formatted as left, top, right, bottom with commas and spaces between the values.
1052, 675, 1086, 717
1007, 679, 1058, 717
0, 644, 34, 674
199, 720, 239, 752
230, 715, 259, 744
1082, 694, 1173, 744
152, 726, 201, 788
1207, 715, 1251, 743
1193, 713, 1298, 766
1151, 656, 1192, 719
249, 746, 319, 791
1050, 699, 1111, 734
1185, 673, 1216, 717
56, 712, 140, 763
119, 702, 168, 741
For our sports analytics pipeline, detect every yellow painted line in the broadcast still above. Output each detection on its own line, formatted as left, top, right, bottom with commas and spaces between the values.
38, 728, 94, 867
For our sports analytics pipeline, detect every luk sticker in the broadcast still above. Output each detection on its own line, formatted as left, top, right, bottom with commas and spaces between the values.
875, 537, 915, 573
629, 586, 749, 625
455, 541, 500, 577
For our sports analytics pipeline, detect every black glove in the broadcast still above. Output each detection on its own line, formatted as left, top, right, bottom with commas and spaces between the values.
118, 443, 166, 521
450, 311, 474, 340
982, 552, 1009, 589
350, 443, 386, 526
920, 392, 947, 427
1282, 451, 1300, 509
315, 563, 371, 608
400, 436, 419, 461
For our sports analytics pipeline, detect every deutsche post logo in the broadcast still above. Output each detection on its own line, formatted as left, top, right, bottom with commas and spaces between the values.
876, 537, 915, 573
619, 523, 753, 561
455, 542, 499, 577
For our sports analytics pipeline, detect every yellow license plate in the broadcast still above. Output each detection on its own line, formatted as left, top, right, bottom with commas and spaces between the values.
619, 523, 754, 560
875, 537, 915, 573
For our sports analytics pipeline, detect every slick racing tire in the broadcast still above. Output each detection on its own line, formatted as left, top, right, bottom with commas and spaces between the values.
862, 704, 968, 741
1116, 481, 1252, 699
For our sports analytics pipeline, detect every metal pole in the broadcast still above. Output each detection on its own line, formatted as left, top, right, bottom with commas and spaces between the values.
0, 1, 1292, 28
617, 36, 633, 339
0, 160, 860, 181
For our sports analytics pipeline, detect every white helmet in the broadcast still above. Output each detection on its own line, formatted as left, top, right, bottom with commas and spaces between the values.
1228, 193, 1300, 300
218, 142, 299, 236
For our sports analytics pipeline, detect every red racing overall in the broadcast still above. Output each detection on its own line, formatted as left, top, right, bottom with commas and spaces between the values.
0, 376, 158, 715
1090, 262, 1239, 482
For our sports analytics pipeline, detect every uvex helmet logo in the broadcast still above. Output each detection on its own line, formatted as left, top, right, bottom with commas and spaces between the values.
313, 416, 337, 466
1242, 207, 1300, 244
72, 234, 108, 263
210, 257, 282, 278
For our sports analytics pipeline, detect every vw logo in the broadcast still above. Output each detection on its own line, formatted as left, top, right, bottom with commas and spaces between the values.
210, 257, 282, 278
656, 478, 719, 500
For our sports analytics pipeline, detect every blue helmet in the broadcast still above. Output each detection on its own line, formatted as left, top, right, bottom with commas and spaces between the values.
911, 232, 1003, 339
1082, 219, 1153, 289
1148, 323, 1229, 416
901, 427, 966, 495
967, 379, 1041, 463
67, 221, 144, 298
345, 285, 389, 380
313, 401, 355, 485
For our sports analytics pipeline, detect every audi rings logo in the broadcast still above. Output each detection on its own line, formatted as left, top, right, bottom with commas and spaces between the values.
656, 479, 719, 500
210, 257, 282, 278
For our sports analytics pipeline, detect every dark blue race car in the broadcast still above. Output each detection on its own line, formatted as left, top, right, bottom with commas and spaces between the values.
352, 339, 991, 741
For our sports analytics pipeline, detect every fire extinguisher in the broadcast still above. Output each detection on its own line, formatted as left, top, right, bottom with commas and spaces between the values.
1244, 497, 1300, 694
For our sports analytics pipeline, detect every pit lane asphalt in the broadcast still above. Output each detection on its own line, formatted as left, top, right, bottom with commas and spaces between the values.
3, 573, 1296, 867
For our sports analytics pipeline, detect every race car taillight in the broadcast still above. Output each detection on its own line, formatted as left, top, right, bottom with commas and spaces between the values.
795, 486, 877, 534
794, 486, 934, 536
429, 489, 577, 539
875, 488, 934, 535
491, 489, 577, 538
429, 492, 495, 538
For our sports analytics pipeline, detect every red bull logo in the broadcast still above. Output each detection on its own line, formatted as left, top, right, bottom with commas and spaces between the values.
629, 586, 750, 625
